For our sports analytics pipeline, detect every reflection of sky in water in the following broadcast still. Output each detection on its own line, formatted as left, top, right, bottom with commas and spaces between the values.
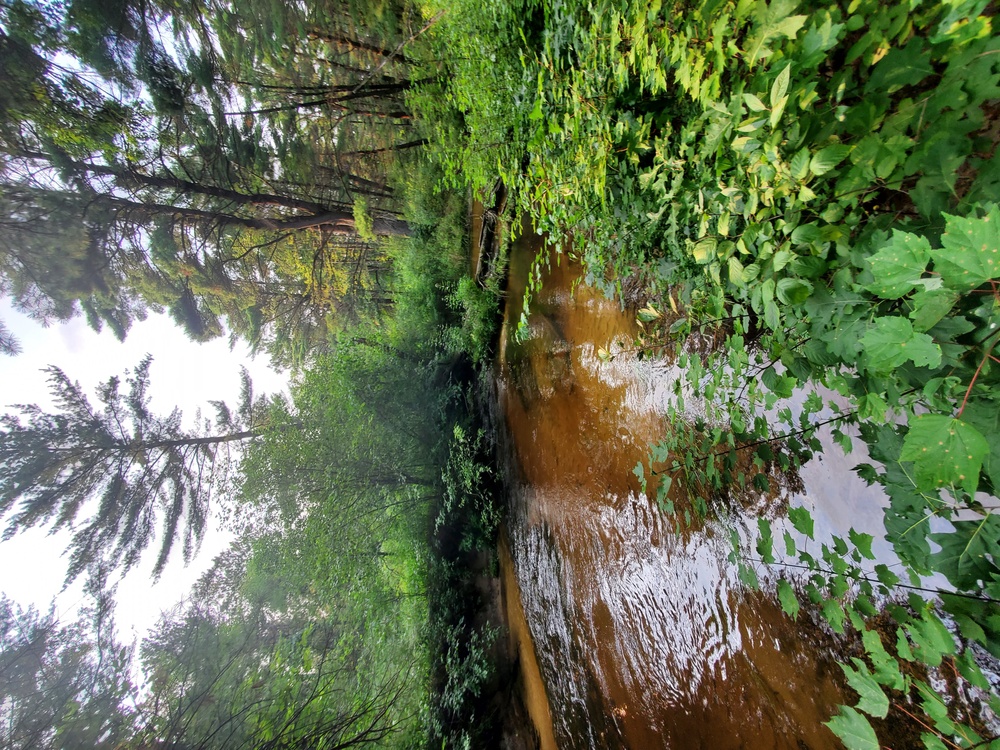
500, 238, 851, 748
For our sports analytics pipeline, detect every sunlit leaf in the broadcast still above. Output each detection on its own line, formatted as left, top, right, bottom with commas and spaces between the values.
790, 148, 810, 179
900, 414, 989, 496
841, 661, 889, 718
744, 0, 807, 69
825, 706, 879, 750
777, 579, 799, 619
689, 237, 718, 264
810, 144, 852, 175
770, 64, 790, 107
637, 305, 661, 322
932, 205, 1000, 291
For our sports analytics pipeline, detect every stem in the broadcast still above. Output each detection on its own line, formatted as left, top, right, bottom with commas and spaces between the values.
893, 705, 962, 750
956, 330, 1000, 418
750, 558, 1000, 604
656, 411, 857, 474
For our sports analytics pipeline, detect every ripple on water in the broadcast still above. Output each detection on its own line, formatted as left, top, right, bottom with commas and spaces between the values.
499, 230, 853, 749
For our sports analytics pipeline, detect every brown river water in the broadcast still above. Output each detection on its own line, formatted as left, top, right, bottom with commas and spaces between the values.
491, 221, 904, 749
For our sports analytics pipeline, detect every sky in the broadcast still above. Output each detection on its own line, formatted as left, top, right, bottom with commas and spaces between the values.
0, 299, 289, 641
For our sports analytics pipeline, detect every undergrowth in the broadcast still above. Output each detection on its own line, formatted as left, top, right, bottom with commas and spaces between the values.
409, 0, 1000, 745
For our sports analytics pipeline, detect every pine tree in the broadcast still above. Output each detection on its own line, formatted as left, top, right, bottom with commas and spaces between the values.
0, 0, 414, 354
0, 581, 136, 750
0, 357, 269, 580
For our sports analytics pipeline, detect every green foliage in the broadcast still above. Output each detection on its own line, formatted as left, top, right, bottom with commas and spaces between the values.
824, 706, 880, 750
1, 0, 426, 363
0, 585, 136, 750
354, 196, 377, 242
413, 0, 1000, 742
0, 358, 266, 582
900, 415, 990, 497
448, 274, 505, 364
743, 512, 998, 748
439, 424, 502, 553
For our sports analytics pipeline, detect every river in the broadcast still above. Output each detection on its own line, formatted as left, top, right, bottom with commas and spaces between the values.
491, 221, 903, 749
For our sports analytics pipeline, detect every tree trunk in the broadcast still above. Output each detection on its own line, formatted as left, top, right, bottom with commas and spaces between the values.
88, 193, 411, 236
371, 217, 411, 237
307, 30, 416, 66
337, 139, 428, 157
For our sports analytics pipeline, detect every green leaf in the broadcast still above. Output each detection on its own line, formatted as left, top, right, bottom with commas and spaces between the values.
770, 95, 788, 129
790, 223, 824, 246
777, 579, 800, 619
764, 299, 780, 330
874, 563, 900, 589
865, 230, 932, 299
861, 317, 941, 372
761, 365, 796, 397
909, 289, 959, 332
744, 0, 807, 69
900, 415, 989, 496
790, 148, 810, 179
753, 472, 771, 492
637, 305, 661, 322
744, 93, 768, 111
896, 627, 916, 661
789, 255, 828, 279
770, 64, 790, 108
689, 237, 718, 264
932, 205, 1000, 291
822, 598, 846, 633
905, 610, 955, 668
810, 144, 852, 176
841, 661, 890, 718
728, 255, 747, 286
788, 506, 814, 538
783, 530, 796, 556
930, 515, 1000, 589
862, 629, 905, 690
849, 529, 875, 560
857, 392, 887, 421
757, 518, 776, 563
962, 405, 1000, 493
776, 277, 813, 304
954, 647, 989, 690
738, 561, 760, 588
865, 38, 934, 95
825, 706, 879, 750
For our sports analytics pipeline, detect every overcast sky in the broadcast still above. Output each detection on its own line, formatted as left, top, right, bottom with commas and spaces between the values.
0, 300, 289, 640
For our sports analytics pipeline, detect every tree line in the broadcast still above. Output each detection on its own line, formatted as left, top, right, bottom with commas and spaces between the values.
0, 0, 432, 365
1, 333, 449, 748
0, 0, 476, 746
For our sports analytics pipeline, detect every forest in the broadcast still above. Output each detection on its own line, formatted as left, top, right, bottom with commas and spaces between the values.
1, 0, 999, 747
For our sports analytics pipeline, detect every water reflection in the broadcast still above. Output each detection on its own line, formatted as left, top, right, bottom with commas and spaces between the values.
496, 229, 859, 749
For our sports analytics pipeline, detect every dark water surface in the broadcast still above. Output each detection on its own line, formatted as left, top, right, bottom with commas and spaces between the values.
493, 224, 898, 749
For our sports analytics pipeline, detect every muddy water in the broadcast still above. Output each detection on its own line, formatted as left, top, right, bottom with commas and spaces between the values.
494, 224, 893, 749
